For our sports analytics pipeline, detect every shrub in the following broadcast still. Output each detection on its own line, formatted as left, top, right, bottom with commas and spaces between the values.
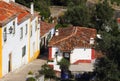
28, 71, 33, 75
26, 77, 36, 81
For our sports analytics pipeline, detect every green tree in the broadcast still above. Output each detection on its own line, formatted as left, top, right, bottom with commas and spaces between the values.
58, 58, 70, 71
50, 0, 70, 6
26, 77, 36, 81
110, 0, 120, 5
91, 0, 114, 31
63, 5, 91, 27
50, 0, 87, 6
39, 64, 55, 79
68, 0, 87, 6
95, 21, 120, 81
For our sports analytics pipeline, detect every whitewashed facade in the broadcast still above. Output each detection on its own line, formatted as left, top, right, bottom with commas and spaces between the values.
48, 47, 95, 64
0, 0, 40, 77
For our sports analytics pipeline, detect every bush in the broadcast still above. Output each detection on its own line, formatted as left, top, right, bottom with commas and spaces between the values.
28, 71, 33, 75
26, 77, 36, 81
47, 60, 54, 62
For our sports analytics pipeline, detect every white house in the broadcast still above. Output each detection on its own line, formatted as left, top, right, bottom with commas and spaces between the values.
0, 0, 40, 78
48, 26, 97, 71
40, 21, 55, 50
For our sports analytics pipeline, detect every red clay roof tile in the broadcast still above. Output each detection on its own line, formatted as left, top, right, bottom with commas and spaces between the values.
40, 21, 55, 37
48, 26, 97, 51
0, 1, 30, 24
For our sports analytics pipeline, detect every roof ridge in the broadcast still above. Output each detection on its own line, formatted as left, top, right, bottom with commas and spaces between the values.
51, 27, 77, 45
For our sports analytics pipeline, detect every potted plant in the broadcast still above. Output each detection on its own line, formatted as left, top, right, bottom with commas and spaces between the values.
26, 71, 36, 81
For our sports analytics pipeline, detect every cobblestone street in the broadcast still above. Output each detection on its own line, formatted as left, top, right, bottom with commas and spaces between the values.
0, 59, 47, 81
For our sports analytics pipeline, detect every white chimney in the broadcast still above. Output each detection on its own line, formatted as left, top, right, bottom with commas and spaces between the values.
90, 38, 94, 45
31, 2, 34, 15
55, 29, 59, 36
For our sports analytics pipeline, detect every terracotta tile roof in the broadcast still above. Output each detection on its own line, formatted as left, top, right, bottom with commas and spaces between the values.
0, 1, 31, 25
40, 21, 55, 37
0, 1, 17, 22
48, 26, 97, 51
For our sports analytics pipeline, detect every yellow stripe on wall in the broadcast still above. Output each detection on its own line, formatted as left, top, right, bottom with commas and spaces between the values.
29, 50, 40, 62
28, 19, 31, 62
0, 27, 2, 78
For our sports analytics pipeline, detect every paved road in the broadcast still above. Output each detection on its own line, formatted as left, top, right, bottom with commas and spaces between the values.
0, 59, 47, 81
50, 6, 67, 18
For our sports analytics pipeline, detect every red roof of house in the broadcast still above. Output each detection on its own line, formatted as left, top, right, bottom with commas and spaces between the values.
0, 1, 30, 25
48, 26, 97, 51
40, 21, 55, 37
117, 18, 120, 23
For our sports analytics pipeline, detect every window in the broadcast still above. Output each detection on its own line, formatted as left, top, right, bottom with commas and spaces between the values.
3, 27, 7, 42
25, 24, 27, 35
64, 52, 70, 58
22, 46, 26, 57
20, 27, 23, 39
13, 21, 15, 34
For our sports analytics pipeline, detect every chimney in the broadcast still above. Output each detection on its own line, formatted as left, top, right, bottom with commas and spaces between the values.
30, 2, 34, 15
90, 38, 94, 45
55, 29, 59, 36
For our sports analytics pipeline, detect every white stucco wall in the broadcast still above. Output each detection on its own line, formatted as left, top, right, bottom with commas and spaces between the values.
2, 16, 40, 76
51, 47, 58, 59
2, 18, 18, 75
50, 28, 55, 38
51, 47, 63, 62
30, 17, 40, 58
2, 17, 30, 75
17, 19, 30, 66
70, 48, 92, 64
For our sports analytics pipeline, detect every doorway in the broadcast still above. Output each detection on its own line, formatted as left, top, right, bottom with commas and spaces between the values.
8, 53, 12, 72
63, 52, 70, 62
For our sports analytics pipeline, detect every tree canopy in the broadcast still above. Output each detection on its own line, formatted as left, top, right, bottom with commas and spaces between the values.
57, 0, 91, 27
95, 29, 120, 81
91, 1, 114, 31
40, 64, 55, 79
64, 5, 91, 27
50, 0, 87, 6
58, 58, 70, 71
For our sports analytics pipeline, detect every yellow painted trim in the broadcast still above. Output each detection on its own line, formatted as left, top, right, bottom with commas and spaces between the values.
0, 27, 2, 77
28, 20, 31, 62
36, 21, 38, 50
29, 50, 40, 62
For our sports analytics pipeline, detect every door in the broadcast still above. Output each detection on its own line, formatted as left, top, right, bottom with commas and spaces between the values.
8, 53, 12, 72
63, 52, 70, 62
